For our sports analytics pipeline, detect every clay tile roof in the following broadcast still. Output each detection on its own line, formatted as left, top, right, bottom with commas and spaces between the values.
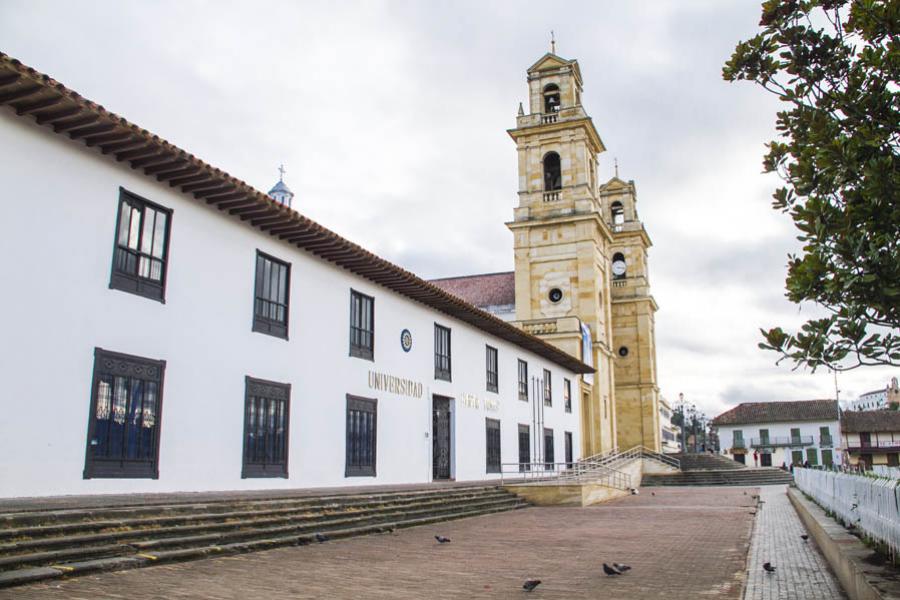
0, 52, 592, 375
429, 272, 515, 309
711, 400, 839, 426
841, 410, 900, 433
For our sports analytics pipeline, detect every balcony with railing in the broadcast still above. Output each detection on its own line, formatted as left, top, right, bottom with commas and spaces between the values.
732, 439, 746, 449
819, 435, 833, 448
543, 191, 560, 202
846, 440, 900, 452
750, 435, 814, 448
541, 113, 558, 124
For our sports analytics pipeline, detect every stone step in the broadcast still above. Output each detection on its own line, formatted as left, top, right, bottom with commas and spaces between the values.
0, 488, 511, 542
642, 469, 793, 487
0, 495, 521, 560
0, 497, 527, 589
0, 485, 501, 528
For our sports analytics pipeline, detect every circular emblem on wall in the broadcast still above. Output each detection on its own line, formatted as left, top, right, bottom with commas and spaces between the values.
548, 288, 563, 303
400, 329, 413, 353
618, 346, 629, 357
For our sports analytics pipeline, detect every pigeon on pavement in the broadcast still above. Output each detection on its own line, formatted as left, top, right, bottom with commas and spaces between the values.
763, 562, 776, 573
435, 535, 452, 544
523, 579, 542, 592
613, 562, 631, 572
315, 533, 328, 543
801, 534, 809, 541
603, 563, 622, 576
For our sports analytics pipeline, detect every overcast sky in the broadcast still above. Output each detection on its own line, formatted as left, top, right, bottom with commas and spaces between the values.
2, 0, 896, 418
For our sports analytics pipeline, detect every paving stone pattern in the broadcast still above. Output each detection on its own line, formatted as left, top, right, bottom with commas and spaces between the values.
5, 486, 757, 600
744, 485, 846, 600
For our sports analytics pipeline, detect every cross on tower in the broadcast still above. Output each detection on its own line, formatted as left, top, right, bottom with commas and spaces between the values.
278, 164, 286, 181
550, 31, 556, 54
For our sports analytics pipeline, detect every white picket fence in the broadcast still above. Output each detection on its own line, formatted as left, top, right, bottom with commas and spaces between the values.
873, 465, 900, 479
794, 468, 900, 557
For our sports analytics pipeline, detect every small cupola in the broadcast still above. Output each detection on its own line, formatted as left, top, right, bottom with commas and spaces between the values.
268, 164, 294, 208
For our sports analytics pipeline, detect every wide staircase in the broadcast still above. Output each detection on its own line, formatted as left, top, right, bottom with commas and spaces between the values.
0, 485, 526, 588
642, 453, 793, 487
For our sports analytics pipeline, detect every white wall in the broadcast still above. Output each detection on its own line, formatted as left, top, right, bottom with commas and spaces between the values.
0, 111, 582, 498
717, 420, 841, 467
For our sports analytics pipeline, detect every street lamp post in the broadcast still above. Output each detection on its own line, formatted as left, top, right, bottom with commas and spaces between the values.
678, 393, 686, 453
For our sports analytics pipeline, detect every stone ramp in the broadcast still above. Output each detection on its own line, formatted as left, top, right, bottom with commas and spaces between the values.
673, 452, 748, 471
0, 485, 526, 589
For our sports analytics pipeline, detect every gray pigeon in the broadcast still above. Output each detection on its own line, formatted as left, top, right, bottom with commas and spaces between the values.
763, 562, 776, 573
315, 533, 328, 543
613, 562, 631, 572
523, 579, 541, 592
435, 535, 451, 544
603, 563, 622, 576
801, 534, 809, 541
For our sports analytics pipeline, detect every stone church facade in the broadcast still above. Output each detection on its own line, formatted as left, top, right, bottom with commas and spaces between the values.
432, 52, 661, 455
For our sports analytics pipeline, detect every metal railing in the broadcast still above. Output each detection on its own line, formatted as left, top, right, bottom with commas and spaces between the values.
820, 436, 834, 448
499, 460, 631, 490
848, 440, 900, 450
750, 435, 814, 447
499, 445, 680, 491
794, 468, 900, 558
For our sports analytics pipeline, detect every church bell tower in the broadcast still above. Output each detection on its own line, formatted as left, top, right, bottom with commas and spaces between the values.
506, 50, 661, 454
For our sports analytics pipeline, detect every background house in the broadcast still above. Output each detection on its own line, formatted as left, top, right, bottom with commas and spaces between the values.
841, 410, 900, 470
848, 377, 900, 411
712, 400, 840, 468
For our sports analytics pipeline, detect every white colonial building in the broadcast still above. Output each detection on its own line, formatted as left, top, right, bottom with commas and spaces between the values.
0, 53, 590, 499
849, 377, 900, 412
659, 396, 681, 453
712, 400, 841, 468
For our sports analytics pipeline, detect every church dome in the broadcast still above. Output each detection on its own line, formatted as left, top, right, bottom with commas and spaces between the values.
268, 166, 294, 208
268, 179, 292, 196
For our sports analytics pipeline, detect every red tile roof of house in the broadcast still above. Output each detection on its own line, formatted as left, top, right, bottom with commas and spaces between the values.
429, 272, 515, 309
841, 410, 900, 433
0, 52, 592, 374
711, 400, 839, 426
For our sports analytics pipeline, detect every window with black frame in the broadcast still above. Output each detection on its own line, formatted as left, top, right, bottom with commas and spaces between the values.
84, 348, 165, 479
565, 431, 573, 468
346, 395, 377, 476
434, 324, 451, 381
543, 369, 552, 407
544, 428, 555, 470
110, 188, 171, 302
564, 378, 572, 413
253, 251, 290, 339
242, 377, 290, 478
486, 345, 498, 393
486, 418, 501, 473
518, 359, 528, 401
518, 424, 530, 472
349, 290, 374, 360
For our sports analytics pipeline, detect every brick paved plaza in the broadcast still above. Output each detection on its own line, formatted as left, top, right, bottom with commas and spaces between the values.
4, 486, 762, 599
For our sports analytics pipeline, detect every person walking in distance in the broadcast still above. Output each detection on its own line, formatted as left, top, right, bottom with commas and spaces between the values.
753, 451, 759, 467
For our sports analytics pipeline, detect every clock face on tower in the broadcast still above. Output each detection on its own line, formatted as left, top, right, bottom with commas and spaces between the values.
612, 260, 626, 277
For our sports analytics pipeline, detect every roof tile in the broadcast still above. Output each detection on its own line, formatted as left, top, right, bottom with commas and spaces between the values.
711, 400, 838, 426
